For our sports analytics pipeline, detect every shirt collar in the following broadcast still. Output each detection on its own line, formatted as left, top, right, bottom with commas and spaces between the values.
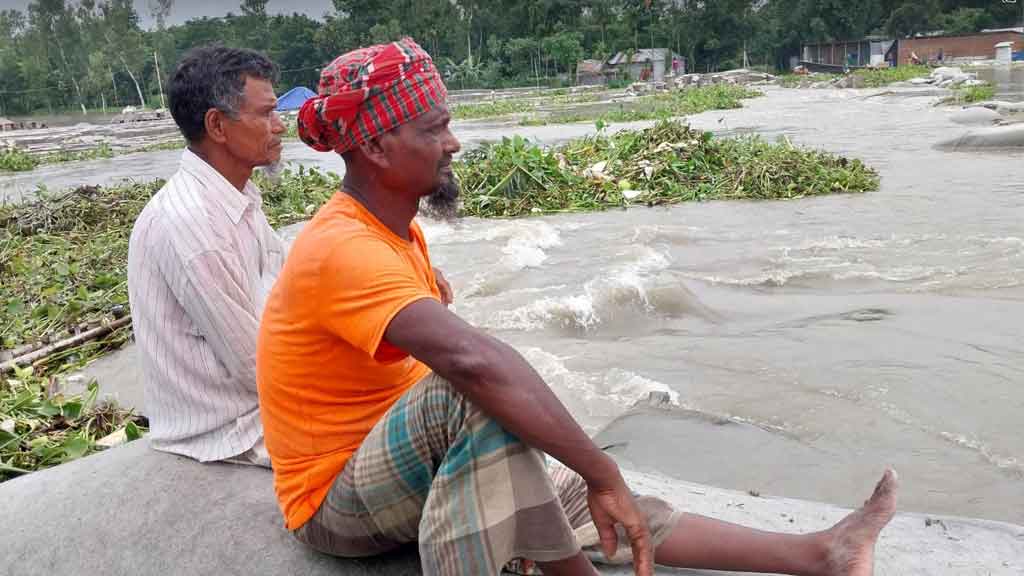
180, 148, 261, 224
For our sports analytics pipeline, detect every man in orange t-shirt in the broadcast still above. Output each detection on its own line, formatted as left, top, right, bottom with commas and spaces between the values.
257, 38, 898, 576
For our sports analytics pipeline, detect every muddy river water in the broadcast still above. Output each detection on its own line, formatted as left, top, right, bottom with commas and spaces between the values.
4, 86, 1023, 524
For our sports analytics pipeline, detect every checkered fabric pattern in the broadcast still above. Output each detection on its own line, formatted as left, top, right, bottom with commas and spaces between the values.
292, 373, 682, 575
292, 373, 581, 574
297, 37, 448, 154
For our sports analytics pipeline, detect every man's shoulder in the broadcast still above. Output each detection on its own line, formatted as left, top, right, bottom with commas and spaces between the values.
132, 170, 223, 256
297, 203, 390, 258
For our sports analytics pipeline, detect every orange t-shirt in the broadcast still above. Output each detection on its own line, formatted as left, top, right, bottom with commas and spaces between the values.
257, 193, 439, 530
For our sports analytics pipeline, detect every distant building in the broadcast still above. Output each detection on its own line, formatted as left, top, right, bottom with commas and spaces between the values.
575, 59, 607, 86
799, 29, 1024, 72
896, 30, 1024, 65
606, 49, 685, 83
800, 37, 895, 72
0, 117, 15, 132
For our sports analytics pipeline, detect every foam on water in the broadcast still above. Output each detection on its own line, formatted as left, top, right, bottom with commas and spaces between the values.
821, 388, 1024, 479
498, 222, 563, 269
488, 245, 676, 331
520, 347, 680, 432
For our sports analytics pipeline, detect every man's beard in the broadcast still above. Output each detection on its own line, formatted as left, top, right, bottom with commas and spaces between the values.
420, 176, 461, 220
259, 158, 285, 184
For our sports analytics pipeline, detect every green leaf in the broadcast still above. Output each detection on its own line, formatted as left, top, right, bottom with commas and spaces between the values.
37, 400, 60, 418
91, 274, 118, 290
0, 428, 19, 450
6, 298, 25, 315
61, 436, 91, 461
125, 420, 141, 441
61, 401, 83, 420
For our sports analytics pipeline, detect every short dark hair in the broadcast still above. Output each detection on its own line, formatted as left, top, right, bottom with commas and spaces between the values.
167, 44, 278, 143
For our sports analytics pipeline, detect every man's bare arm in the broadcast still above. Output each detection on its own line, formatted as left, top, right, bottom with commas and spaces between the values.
385, 298, 616, 482
384, 298, 655, 574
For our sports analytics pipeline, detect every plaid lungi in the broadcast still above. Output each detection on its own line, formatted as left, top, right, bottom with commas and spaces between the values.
293, 373, 680, 575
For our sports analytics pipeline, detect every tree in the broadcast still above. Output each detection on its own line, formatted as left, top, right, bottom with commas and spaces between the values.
542, 31, 583, 76
937, 7, 993, 36
368, 18, 402, 44
100, 0, 148, 108
444, 55, 483, 89
148, 0, 173, 29
240, 0, 268, 18
886, 1, 939, 38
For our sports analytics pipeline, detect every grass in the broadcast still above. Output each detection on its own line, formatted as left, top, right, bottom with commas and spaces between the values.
0, 167, 339, 371
853, 65, 931, 87
451, 99, 537, 120
942, 84, 996, 105
0, 183, 159, 364
0, 166, 338, 481
1, 140, 185, 173
138, 140, 185, 153
38, 143, 115, 165
0, 364, 146, 481
778, 65, 931, 89
520, 84, 761, 126
449, 92, 615, 122
776, 73, 838, 88
0, 147, 40, 172
455, 119, 879, 218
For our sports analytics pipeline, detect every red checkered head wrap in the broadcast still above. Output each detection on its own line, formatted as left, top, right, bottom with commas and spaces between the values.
297, 37, 448, 155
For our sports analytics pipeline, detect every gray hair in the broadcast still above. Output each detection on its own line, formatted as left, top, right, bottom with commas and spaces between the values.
167, 45, 278, 143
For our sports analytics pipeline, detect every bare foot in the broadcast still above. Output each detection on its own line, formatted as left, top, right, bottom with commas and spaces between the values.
820, 469, 899, 576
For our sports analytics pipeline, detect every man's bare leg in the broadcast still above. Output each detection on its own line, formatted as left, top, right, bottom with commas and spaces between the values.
654, 470, 898, 576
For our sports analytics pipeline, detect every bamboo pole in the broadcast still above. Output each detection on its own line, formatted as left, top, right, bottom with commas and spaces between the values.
0, 317, 132, 374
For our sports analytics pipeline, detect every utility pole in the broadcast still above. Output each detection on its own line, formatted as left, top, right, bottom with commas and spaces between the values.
153, 51, 166, 109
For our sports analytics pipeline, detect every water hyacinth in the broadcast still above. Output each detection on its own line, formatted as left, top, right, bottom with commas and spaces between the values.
454, 120, 880, 218
0, 167, 340, 366
0, 365, 146, 481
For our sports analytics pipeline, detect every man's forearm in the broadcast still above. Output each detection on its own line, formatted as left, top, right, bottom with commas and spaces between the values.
442, 335, 620, 487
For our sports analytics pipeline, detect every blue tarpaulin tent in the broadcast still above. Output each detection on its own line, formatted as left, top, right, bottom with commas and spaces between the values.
276, 87, 317, 111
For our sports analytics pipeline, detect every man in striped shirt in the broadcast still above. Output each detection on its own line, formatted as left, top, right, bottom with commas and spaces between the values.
126, 46, 287, 467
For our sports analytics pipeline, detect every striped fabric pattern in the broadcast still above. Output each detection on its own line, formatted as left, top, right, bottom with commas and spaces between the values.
293, 373, 582, 575
126, 149, 284, 463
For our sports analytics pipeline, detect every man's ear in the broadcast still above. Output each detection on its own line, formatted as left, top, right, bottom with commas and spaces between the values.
358, 135, 392, 171
204, 108, 230, 145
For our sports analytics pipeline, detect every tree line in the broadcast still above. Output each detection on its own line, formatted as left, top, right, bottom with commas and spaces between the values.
0, 0, 1020, 117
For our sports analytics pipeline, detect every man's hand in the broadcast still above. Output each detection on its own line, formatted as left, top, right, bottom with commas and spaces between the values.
586, 471, 655, 576
433, 267, 453, 306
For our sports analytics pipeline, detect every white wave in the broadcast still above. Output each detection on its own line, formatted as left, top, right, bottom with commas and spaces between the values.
687, 264, 959, 288
420, 217, 582, 247
455, 221, 564, 297
491, 245, 672, 331
520, 347, 680, 432
499, 222, 562, 270
826, 390, 1024, 477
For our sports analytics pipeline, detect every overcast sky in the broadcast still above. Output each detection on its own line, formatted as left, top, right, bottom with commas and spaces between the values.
0, 0, 335, 29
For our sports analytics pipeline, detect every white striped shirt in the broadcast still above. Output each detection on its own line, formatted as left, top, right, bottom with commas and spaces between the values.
127, 149, 284, 462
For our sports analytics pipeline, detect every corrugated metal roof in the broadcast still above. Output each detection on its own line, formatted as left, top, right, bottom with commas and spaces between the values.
607, 49, 680, 66
576, 59, 605, 74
